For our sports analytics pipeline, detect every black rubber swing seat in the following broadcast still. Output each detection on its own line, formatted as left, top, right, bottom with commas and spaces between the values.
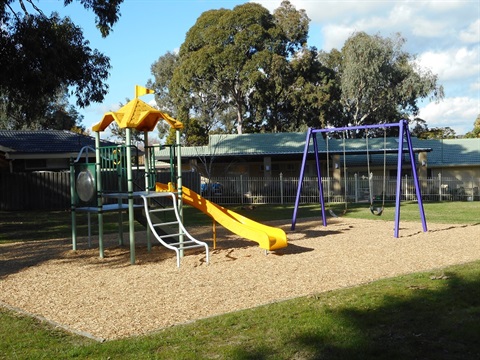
370, 206, 384, 216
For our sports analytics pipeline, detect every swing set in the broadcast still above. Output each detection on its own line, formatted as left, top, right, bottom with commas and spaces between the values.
366, 129, 387, 216
291, 119, 428, 238
324, 133, 348, 218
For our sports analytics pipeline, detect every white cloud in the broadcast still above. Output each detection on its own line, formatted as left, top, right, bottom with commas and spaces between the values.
417, 47, 479, 81
460, 19, 480, 43
418, 97, 479, 135
252, 0, 480, 133
255, 1, 479, 50
321, 24, 356, 50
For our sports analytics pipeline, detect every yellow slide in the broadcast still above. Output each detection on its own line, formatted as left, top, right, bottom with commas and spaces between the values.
155, 183, 287, 251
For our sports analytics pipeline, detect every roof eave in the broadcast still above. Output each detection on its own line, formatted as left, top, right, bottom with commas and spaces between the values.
5, 152, 85, 160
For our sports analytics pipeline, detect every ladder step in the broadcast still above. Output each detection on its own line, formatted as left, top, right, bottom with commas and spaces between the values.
141, 194, 209, 267
158, 233, 182, 239
153, 221, 179, 227
149, 207, 174, 213
178, 244, 207, 250
164, 239, 201, 246
167, 241, 207, 250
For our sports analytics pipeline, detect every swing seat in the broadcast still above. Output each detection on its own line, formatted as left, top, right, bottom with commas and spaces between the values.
370, 206, 384, 216
328, 209, 339, 218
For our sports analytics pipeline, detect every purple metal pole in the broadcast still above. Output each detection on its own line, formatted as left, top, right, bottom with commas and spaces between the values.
312, 133, 327, 226
394, 121, 405, 237
292, 120, 426, 238
311, 122, 400, 134
292, 128, 312, 230
404, 120, 428, 232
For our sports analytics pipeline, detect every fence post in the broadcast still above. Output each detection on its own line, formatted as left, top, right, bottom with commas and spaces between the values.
404, 174, 408, 201
470, 176, 474, 201
280, 172, 284, 204
240, 174, 244, 205
438, 173, 442, 201
354, 173, 358, 203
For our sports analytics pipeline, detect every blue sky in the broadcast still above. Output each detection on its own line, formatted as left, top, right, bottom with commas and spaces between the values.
38, 0, 480, 135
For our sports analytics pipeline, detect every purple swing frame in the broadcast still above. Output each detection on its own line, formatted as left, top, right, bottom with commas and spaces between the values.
291, 119, 428, 237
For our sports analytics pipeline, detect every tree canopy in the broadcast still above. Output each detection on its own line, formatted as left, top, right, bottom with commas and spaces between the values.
0, 0, 123, 130
149, 2, 445, 144
167, 1, 312, 140
464, 115, 480, 138
335, 32, 444, 132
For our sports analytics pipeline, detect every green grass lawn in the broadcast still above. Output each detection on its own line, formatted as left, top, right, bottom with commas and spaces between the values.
1, 261, 479, 359
1, 201, 479, 359
1, 200, 478, 243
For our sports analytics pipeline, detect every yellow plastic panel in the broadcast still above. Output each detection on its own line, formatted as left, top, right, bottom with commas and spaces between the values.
155, 182, 287, 251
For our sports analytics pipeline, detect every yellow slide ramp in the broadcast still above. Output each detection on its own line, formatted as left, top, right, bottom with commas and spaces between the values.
155, 183, 287, 251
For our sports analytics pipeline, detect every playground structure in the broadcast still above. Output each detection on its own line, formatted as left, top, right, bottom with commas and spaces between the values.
291, 120, 428, 237
155, 182, 287, 251
70, 86, 287, 266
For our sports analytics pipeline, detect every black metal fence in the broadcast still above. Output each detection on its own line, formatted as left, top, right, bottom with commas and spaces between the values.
1, 171, 478, 211
0, 171, 202, 211
200, 174, 480, 205
0, 171, 70, 211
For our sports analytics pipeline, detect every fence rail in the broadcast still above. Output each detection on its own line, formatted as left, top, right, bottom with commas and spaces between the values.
1, 171, 479, 211
0, 171, 201, 211
199, 174, 480, 205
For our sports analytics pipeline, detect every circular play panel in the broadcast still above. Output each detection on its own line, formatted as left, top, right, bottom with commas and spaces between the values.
74, 164, 96, 205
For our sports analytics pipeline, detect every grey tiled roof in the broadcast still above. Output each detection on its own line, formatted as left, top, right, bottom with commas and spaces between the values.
208, 132, 310, 155
156, 132, 480, 168
412, 138, 480, 166
175, 133, 433, 156
0, 130, 116, 154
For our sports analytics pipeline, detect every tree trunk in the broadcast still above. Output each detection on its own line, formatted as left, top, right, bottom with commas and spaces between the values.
236, 107, 243, 134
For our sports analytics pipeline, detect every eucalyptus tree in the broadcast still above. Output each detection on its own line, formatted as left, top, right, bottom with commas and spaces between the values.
287, 47, 343, 130
148, 51, 183, 143
409, 117, 429, 138
464, 115, 480, 138
339, 32, 444, 133
149, 51, 231, 145
170, 1, 310, 135
0, 0, 123, 129
420, 127, 456, 139
0, 87, 85, 131
148, 51, 179, 115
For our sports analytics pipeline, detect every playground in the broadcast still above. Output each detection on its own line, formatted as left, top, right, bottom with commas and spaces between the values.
1, 87, 479, 343
1, 216, 479, 341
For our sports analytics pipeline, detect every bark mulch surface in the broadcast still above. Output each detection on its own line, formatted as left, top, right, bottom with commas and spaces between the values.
1, 218, 479, 341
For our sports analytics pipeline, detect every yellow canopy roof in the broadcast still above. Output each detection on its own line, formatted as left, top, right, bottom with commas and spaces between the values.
92, 97, 183, 132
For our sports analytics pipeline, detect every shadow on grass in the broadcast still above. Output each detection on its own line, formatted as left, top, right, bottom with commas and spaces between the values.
0, 210, 73, 242
226, 268, 480, 359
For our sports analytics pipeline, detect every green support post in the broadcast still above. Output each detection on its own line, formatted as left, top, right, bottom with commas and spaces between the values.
70, 158, 77, 251
126, 128, 136, 264
176, 129, 184, 258
144, 130, 151, 253
95, 132, 104, 258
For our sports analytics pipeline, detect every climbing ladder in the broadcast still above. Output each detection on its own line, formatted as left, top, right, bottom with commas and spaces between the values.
140, 192, 209, 267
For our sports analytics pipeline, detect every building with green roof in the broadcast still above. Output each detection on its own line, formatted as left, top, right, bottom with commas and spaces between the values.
157, 133, 479, 179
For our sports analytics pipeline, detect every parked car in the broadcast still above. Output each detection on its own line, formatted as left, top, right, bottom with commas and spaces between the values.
201, 182, 223, 196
